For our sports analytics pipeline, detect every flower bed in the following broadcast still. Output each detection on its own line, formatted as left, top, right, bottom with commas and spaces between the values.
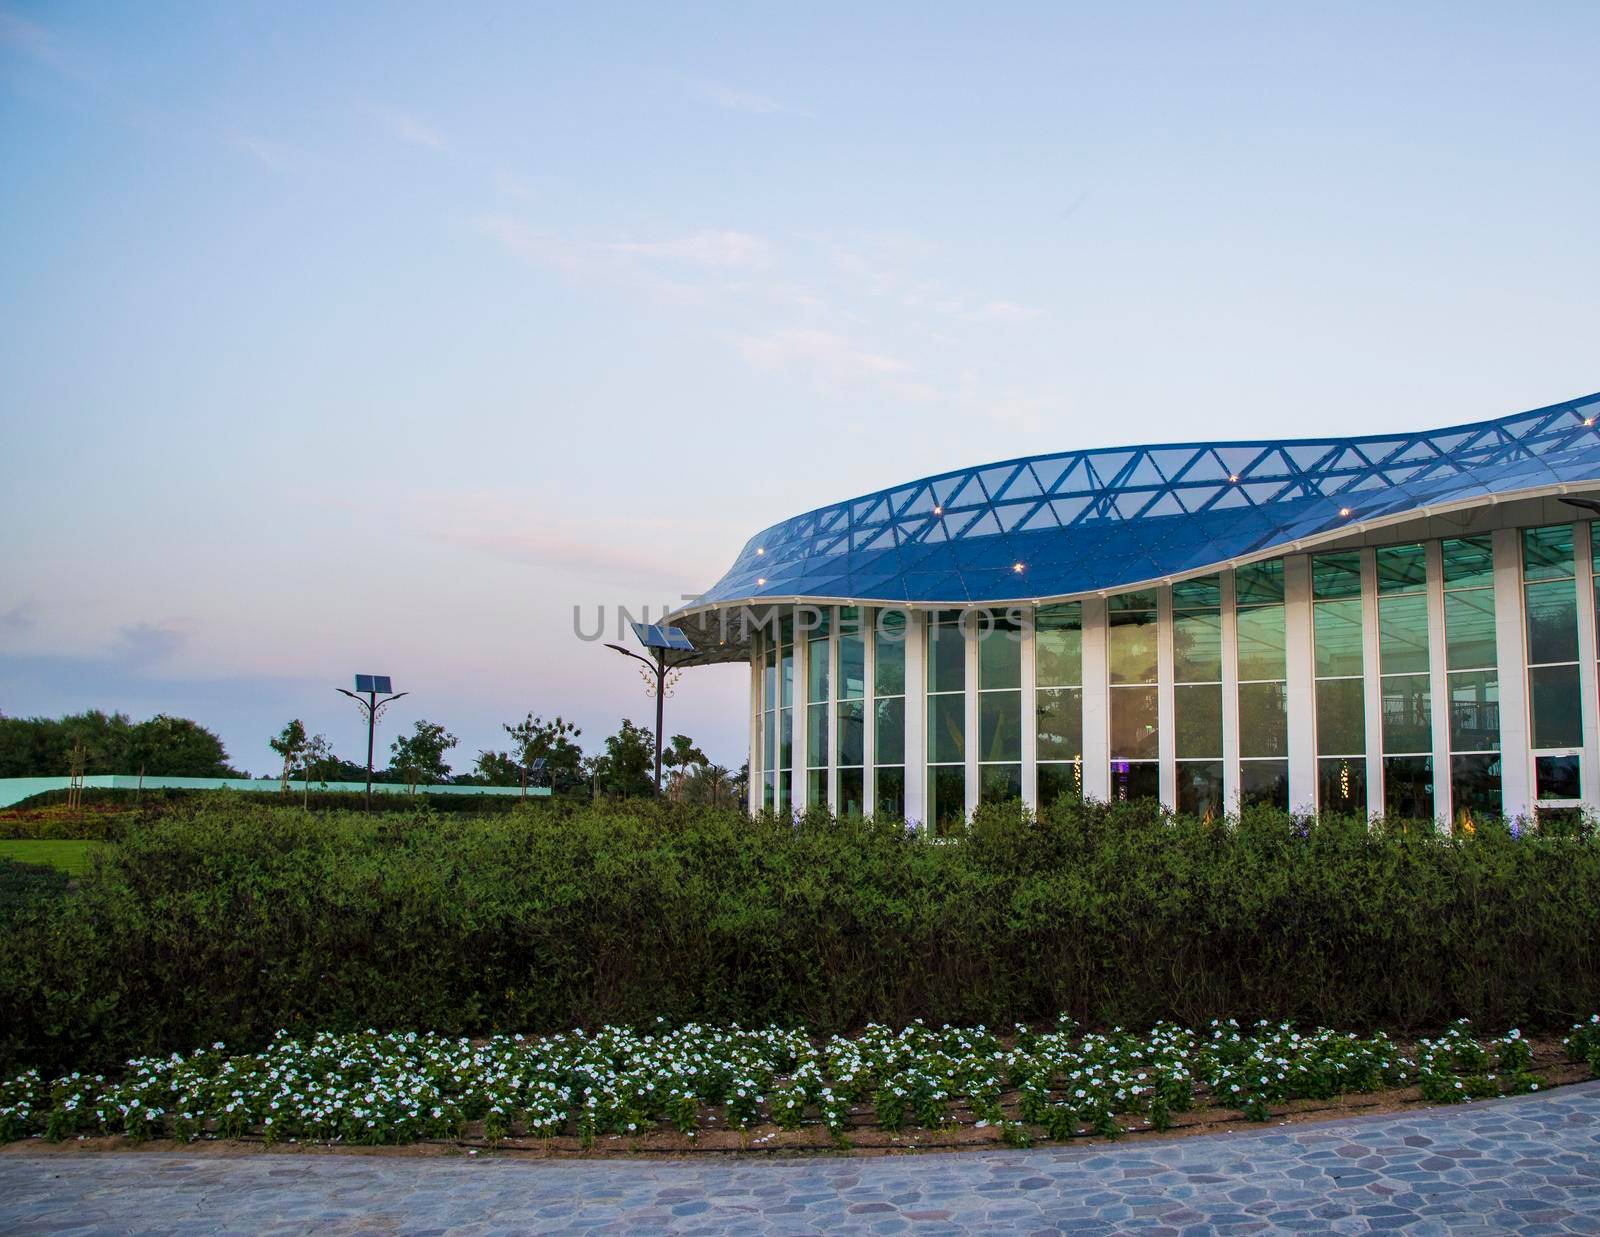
4, 1015, 1597, 1152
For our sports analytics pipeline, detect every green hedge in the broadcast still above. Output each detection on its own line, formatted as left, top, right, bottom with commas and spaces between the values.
2, 798, 1597, 1073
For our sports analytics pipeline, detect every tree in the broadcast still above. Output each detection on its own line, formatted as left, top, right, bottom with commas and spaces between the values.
269, 719, 308, 794
589, 719, 655, 798
389, 720, 458, 793
662, 734, 710, 801
298, 733, 335, 807
468, 750, 522, 787
503, 714, 585, 793
128, 714, 242, 777
680, 763, 734, 807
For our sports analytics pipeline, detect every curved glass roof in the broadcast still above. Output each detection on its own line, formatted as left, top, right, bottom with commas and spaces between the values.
692, 390, 1600, 608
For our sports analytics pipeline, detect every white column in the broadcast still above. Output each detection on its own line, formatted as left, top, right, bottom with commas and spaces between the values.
828, 609, 840, 810
1157, 585, 1177, 811
1492, 528, 1532, 821
748, 646, 762, 814
1220, 570, 1241, 813
1082, 596, 1111, 801
965, 611, 981, 817
1021, 606, 1038, 812
904, 609, 929, 826
1425, 541, 1452, 830
863, 608, 877, 814
1574, 521, 1600, 815
1284, 554, 1317, 813
1361, 548, 1384, 820
792, 627, 810, 802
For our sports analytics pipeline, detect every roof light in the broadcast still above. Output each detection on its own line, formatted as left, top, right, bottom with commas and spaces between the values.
756, 547, 765, 556
1339, 507, 1352, 517
933, 505, 943, 515
756, 577, 766, 586
1587, 418, 1596, 427
1012, 562, 1025, 573
1228, 474, 1239, 483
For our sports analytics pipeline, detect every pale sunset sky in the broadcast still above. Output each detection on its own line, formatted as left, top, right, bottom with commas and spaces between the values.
2, 2, 1596, 773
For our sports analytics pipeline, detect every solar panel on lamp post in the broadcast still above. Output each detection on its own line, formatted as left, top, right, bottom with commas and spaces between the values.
604, 623, 702, 797
336, 675, 409, 811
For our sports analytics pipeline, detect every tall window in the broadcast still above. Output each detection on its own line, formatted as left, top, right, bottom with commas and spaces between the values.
1173, 575, 1222, 818
1313, 551, 1366, 813
873, 609, 907, 818
804, 607, 830, 809
1376, 544, 1432, 819
926, 609, 967, 832
1108, 589, 1159, 800
1524, 525, 1582, 811
1236, 560, 1288, 809
762, 633, 777, 810
1035, 602, 1083, 807
774, 614, 795, 812
977, 610, 1022, 803
1444, 537, 1500, 824
836, 607, 866, 815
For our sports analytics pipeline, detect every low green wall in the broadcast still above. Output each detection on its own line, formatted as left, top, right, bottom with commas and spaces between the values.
0, 776, 549, 809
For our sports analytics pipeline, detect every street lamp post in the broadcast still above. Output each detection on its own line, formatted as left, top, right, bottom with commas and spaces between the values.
604, 623, 705, 796
336, 674, 409, 811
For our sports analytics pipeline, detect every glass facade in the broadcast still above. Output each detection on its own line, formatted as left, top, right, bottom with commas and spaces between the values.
1236, 559, 1288, 809
1035, 601, 1083, 807
927, 610, 967, 834
1109, 588, 1159, 801
1523, 525, 1583, 810
1444, 537, 1501, 824
745, 514, 1600, 832
1313, 551, 1367, 814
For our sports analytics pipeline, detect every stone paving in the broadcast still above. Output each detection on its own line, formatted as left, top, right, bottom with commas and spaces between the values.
1, 1082, 1597, 1235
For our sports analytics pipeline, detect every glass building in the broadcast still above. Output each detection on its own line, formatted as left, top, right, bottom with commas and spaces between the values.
674, 392, 1600, 827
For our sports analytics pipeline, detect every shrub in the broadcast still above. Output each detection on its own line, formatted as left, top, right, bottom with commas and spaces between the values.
1, 797, 1598, 1073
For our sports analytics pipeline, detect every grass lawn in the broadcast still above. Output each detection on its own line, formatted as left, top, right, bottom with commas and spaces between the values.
0, 839, 100, 875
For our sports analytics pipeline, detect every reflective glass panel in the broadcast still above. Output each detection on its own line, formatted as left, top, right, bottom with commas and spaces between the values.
1378, 594, 1429, 675
928, 765, 966, 835
1525, 580, 1579, 664
1444, 590, 1497, 671
1235, 559, 1285, 605
807, 702, 829, 767
838, 768, 865, 817
1315, 599, 1365, 678
1174, 684, 1222, 759
1035, 603, 1083, 687
1442, 536, 1495, 588
1108, 610, 1158, 685
1313, 552, 1363, 599
979, 690, 1021, 762
806, 769, 827, 809
807, 639, 829, 703
874, 611, 907, 696
875, 696, 905, 764
1240, 760, 1289, 810
1523, 525, 1575, 581
1536, 753, 1581, 800
1036, 687, 1083, 761
1037, 761, 1083, 807
1380, 674, 1432, 753
1173, 611, 1222, 682
928, 613, 966, 693
1239, 681, 1288, 757
1447, 670, 1500, 752
928, 692, 965, 764
1172, 575, 1221, 610
1316, 677, 1365, 755
1450, 754, 1501, 822
1176, 761, 1224, 818
980, 764, 1022, 803
1376, 544, 1427, 594
839, 631, 865, 699
1110, 760, 1159, 802
978, 613, 1021, 691
1318, 756, 1367, 814
780, 649, 794, 708
875, 766, 905, 818
1530, 664, 1582, 749
836, 699, 865, 766
1236, 605, 1286, 681
1382, 755, 1433, 820
1110, 686, 1159, 759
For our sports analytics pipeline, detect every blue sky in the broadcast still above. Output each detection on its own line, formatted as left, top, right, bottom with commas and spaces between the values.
2, 2, 1596, 775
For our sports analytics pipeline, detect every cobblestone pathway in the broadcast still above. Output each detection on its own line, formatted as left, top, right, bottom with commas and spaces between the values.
1, 1082, 1597, 1235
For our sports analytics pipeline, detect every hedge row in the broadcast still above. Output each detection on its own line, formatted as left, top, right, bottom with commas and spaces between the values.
1, 798, 1597, 1073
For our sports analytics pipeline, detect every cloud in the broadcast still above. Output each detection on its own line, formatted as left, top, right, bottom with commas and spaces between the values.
0, 602, 34, 634
368, 106, 445, 150
0, 9, 63, 68
227, 131, 312, 173
731, 328, 937, 402
605, 230, 771, 269
110, 622, 186, 669
975, 300, 1046, 323
689, 79, 812, 118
